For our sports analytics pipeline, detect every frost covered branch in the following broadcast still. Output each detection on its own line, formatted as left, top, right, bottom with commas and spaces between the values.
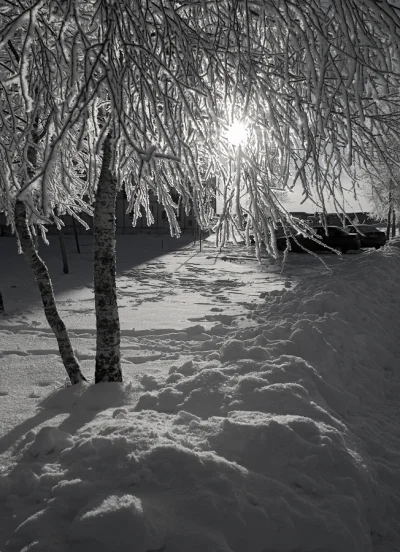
1, 1, 400, 252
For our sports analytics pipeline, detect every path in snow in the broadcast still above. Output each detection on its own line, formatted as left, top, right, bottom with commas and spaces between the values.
0, 235, 288, 445
0, 234, 347, 453
0, 235, 290, 332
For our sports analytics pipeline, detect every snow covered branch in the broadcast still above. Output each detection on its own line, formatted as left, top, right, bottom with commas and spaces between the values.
1, 1, 400, 251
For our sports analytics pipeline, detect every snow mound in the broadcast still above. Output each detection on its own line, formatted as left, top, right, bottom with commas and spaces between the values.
40, 380, 137, 411
29, 426, 73, 457
2, 245, 400, 550
69, 492, 166, 552
1, 409, 380, 552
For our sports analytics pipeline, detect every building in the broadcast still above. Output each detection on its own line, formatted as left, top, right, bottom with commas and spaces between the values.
0, 200, 381, 237
113, 189, 197, 234
0, 189, 207, 236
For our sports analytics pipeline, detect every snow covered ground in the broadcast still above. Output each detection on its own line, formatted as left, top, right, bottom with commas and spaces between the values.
1, 233, 400, 551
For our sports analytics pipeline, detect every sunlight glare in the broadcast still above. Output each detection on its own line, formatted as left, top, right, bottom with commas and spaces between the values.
226, 121, 248, 146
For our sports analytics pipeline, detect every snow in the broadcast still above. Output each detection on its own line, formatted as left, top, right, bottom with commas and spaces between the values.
1, 233, 400, 551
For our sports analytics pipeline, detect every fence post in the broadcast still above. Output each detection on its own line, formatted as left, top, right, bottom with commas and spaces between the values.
58, 228, 69, 274
392, 210, 396, 238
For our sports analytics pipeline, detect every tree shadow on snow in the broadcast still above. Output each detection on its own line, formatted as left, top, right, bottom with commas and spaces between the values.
0, 408, 59, 456
0, 234, 195, 321
0, 382, 132, 457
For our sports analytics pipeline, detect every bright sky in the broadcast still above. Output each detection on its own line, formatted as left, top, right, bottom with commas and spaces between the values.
285, 179, 372, 214
223, 122, 374, 215
216, 179, 373, 215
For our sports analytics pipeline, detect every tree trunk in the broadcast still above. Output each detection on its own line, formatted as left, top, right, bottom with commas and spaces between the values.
0, 290, 4, 314
72, 216, 81, 253
14, 200, 86, 384
58, 228, 69, 274
94, 135, 122, 383
392, 210, 396, 238
386, 203, 392, 240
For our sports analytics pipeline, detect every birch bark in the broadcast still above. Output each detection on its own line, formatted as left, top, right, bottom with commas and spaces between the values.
14, 200, 86, 384
94, 135, 122, 383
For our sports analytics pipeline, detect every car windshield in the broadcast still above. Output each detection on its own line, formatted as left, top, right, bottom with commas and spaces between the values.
308, 226, 347, 236
358, 225, 379, 233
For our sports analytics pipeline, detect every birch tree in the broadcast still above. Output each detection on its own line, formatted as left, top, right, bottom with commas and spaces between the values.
0, 1, 92, 384
2, 1, 400, 382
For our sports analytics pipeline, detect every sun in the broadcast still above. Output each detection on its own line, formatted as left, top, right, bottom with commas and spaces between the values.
226, 121, 248, 146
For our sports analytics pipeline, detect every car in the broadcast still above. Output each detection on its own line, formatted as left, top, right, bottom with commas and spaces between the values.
276, 225, 361, 254
249, 224, 293, 245
345, 224, 387, 249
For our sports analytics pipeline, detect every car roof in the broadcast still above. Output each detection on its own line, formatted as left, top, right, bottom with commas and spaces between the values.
346, 224, 379, 229
347, 223, 376, 227
312, 225, 343, 229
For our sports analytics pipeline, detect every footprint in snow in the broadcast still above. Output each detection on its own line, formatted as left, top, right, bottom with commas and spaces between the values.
38, 381, 53, 387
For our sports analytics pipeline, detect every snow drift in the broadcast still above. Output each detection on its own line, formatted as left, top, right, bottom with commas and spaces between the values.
2, 242, 400, 551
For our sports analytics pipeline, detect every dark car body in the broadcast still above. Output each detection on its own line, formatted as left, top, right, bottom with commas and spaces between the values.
346, 224, 387, 249
277, 225, 361, 253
